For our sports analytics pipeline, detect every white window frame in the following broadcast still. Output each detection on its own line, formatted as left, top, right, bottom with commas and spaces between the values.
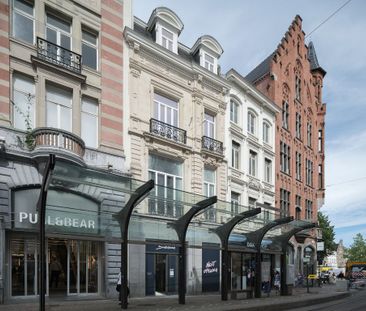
82, 28, 98, 70
231, 192, 240, 215
12, 0, 35, 44
249, 150, 257, 177
230, 100, 239, 124
81, 97, 98, 148
203, 168, 216, 221
264, 158, 272, 183
203, 52, 215, 72
204, 112, 215, 138
231, 141, 240, 170
161, 27, 174, 51
263, 121, 271, 144
247, 111, 256, 135
153, 93, 179, 127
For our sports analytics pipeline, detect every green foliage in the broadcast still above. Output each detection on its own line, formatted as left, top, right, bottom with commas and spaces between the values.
346, 233, 366, 262
317, 212, 336, 256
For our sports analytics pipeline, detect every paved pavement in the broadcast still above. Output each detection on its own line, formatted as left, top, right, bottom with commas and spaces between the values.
0, 284, 351, 311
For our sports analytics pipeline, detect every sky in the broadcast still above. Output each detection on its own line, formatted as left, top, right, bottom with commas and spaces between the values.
133, 0, 366, 247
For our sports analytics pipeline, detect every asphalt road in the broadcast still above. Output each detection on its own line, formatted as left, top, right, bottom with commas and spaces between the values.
289, 289, 366, 311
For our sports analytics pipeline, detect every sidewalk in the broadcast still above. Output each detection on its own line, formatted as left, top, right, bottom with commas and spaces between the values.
1, 285, 351, 311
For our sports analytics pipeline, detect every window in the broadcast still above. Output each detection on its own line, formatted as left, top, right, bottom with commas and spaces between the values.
249, 197, 256, 209
82, 29, 98, 70
307, 122, 312, 147
305, 200, 313, 220
280, 189, 290, 217
230, 100, 239, 124
203, 53, 215, 72
12, 0, 34, 44
295, 76, 301, 101
318, 129, 323, 152
295, 195, 301, 220
318, 164, 323, 189
280, 141, 290, 175
247, 111, 256, 135
46, 13, 71, 64
306, 159, 313, 187
262, 203, 272, 221
46, 83, 72, 131
148, 155, 183, 217
295, 152, 302, 181
12, 73, 35, 131
263, 122, 270, 144
81, 97, 98, 148
249, 150, 257, 177
282, 101, 289, 129
161, 28, 174, 51
264, 158, 272, 183
204, 112, 215, 138
204, 168, 216, 221
295, 112, 302, 139
231, 192, 240, 215
154, 93, 178, 127
231, 141, 240, 169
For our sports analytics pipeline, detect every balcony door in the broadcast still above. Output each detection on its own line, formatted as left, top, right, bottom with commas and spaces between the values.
46, 13, 71, 65
153, 93, 178, 127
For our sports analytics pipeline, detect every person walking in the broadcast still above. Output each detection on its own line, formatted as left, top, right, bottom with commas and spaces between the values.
50, 256, 62, 289
274, 271, 281, 294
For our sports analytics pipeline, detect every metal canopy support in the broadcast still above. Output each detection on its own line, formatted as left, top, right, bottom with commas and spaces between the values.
246, 216, 293, 298
37, 154, 56, 311
213, 208, 261, 301
170, 195, 217, 305
274, 223, 317, 296
114, 180, 155, 309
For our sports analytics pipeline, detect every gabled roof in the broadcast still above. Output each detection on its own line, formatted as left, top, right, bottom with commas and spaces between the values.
245, 52, 275, 83
307, 41, 326, 76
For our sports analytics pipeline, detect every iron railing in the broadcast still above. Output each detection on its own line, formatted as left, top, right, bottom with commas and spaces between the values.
150, 118, 187, 144
202, 136, 223, 154
37, 37, 82, 73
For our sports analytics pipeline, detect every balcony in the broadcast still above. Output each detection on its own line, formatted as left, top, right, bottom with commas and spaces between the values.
36, 37, 82, 74
202, 136, 223, 155
150, 118, 187, 144
32, 127, 85, 160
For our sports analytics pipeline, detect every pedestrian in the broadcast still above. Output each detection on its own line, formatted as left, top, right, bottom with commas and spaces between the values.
116, 270, 130, 306
274, 271, 280, 294
49, 256, 63, 288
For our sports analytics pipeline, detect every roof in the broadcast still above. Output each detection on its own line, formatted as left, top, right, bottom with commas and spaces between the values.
245, 52, 275, 83
307, 41, 327, 76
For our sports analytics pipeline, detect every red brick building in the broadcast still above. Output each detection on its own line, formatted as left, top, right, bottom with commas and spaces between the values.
246, 16, 326, 223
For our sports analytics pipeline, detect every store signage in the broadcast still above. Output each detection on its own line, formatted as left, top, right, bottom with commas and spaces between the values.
146, 243, 178, 254
203, 260, 218, 274
246, 242, 255, 248
156, 245, 176, 251
202, 247, 220, 292
18, 212, 96, 229
317, 241, 325, 251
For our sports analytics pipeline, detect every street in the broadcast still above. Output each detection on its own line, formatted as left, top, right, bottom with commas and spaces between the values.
290, 289, 366, 311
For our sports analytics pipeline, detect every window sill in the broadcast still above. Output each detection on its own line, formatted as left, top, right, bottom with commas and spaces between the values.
280, 171, 291, 178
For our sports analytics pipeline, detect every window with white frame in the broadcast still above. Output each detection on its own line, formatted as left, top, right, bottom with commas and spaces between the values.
249, 150, 257, 177
247, 111, 256, 135
264, 158, 272, 183
46, 83, 72, 131
306, 159, 313, 187
204, 167, 216, 221
295, 152, 302, 181
204, 112, 215, 138
12, 0, 34, 44
12, 73, 35, 131
231, 192, 240, 215
280, 141, 290, 175
154, 93, 178, 127
263, 121, 271, 144
161, 28, 174, 51
82, 28, 98, 70
282, 101, 289, 129
295, 112, 302, 139
249, 197, 256, 209
148, 154, 183, 217
81, 97, 98, 148
203, 52, 215, 72
307, 122, 312, 148
230, 99, 239, 124
231, 141, 240, 170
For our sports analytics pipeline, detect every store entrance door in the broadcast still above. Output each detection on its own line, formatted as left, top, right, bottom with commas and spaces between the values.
48, 239, 67, 296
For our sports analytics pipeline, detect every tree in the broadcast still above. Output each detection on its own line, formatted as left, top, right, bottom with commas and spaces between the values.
347, 233, 366, 262
317, 212, 336, 259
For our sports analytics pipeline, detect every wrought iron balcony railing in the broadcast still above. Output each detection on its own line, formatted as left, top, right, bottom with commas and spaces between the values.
32, 127, 85, 158
150, 118, 187, 144
202, 136, 223, 154
36, 37, 82, 73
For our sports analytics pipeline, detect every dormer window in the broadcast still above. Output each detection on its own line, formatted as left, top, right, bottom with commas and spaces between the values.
204, 53, 214, 72
161, 27, 174, 51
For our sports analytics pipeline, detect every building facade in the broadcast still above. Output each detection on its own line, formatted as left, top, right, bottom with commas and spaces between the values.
0, 0, 131, 303
246, 16, 326, 274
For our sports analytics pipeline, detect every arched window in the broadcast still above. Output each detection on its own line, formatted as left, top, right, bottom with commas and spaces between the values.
230, 99, 240, 124
262, 121, 271, 144
247, 110, 256, 135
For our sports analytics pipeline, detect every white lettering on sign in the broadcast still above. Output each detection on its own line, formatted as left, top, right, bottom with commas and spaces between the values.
247, 242, 255, 248
156, 245, 176, 251
18, 212, 95, 229
203, 260, 218, 274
